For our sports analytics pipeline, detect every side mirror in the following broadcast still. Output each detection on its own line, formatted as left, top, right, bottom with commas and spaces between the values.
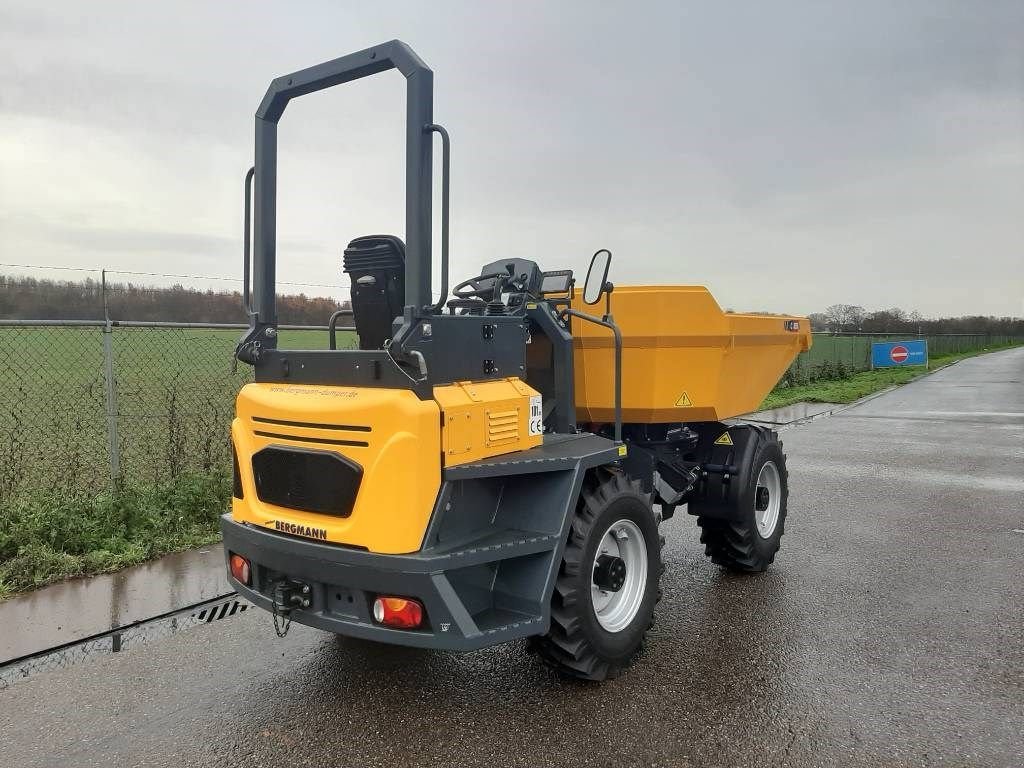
583, 249, 612, 305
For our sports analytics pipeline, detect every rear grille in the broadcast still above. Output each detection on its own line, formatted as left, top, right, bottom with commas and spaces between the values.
252, 446, 362, 517
253, 430, 368, 448
486, 409, 519, 447
252, 416, 370, 433
250, 416, 371, 448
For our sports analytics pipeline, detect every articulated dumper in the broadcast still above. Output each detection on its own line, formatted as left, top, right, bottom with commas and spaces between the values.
224, 41, 812, 680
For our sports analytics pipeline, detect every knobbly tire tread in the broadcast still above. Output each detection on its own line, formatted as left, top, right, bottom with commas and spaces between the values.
531, 468, 663, 681
697, 430, 788, 572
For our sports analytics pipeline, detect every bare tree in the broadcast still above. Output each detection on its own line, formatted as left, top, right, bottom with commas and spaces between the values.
823, 304, 867, 333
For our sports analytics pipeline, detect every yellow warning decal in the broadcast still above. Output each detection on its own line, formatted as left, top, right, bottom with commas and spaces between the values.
526, 303, 538, 309
714, 431, 733, 446
617, 445, 628, 457
675, 392, 693, 407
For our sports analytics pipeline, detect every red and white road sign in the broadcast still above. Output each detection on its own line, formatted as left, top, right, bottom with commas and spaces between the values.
890, 345, 909, 364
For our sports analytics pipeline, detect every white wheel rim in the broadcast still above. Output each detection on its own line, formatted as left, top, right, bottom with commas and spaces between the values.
591, 519, 648, 633
754, 461, 781, 538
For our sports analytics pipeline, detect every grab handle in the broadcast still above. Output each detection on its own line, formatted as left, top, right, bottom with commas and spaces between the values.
242, 166, 254, 315
426, 123, 450, 314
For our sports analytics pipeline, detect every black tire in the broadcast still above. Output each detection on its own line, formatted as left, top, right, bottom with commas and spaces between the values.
697, 430, 788, 572
531, 468, 663, 681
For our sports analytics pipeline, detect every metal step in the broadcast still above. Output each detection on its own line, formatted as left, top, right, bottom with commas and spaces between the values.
445, 433, 621, 480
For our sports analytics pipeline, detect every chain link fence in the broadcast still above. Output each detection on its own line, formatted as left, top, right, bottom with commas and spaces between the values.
0, 320, 355, 504
0, 320, 1020, 503
782, 333, 1022, 386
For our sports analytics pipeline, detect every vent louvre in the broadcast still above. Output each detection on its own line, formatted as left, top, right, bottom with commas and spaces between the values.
486, 409, 519, 446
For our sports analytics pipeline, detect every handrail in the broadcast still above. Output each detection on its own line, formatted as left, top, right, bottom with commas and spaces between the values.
328, 310, 349, 349
560, 308, 623, 443
426, 123, 450, 314
242, 166, 254, 315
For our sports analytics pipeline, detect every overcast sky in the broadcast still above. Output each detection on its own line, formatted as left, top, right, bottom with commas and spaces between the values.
1, 0, 1021, 317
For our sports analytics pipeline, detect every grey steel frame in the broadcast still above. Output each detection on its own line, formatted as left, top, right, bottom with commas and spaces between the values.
250, 40, 434, 330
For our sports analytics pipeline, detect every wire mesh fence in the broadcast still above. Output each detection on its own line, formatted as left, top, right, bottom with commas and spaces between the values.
780, 333, 1023, 387
0, 320, 1020, 503
0, 320, 357, 505
0, 324, 109, 501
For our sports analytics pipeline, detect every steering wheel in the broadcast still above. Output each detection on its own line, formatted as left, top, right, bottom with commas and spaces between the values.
451, 271, 509, 301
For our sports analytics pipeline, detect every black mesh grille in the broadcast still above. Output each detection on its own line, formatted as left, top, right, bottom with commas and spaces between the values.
252, 446, 362, 517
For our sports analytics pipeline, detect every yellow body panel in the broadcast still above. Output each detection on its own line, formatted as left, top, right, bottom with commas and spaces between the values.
433, 378, 543, 466
230, 383, 440, 554
571, 287, 812, 422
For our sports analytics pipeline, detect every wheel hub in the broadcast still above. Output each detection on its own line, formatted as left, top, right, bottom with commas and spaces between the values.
755, 486, 771, 512
591, 519, 649, 633
592, 554, 627, 592
754, 461, 782, 538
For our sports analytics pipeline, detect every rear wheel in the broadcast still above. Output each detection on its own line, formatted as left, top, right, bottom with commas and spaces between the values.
697, 431, 788, 572
532, 469, 663, 681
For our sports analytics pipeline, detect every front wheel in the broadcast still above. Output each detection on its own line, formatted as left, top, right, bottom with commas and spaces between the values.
532, 469, 663, 681
697, 431, 789, 572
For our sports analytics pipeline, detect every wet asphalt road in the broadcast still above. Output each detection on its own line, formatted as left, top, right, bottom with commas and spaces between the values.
2, 348, 1022, 767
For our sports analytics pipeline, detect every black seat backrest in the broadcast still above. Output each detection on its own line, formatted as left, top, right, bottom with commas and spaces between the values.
342, 235, 406, 350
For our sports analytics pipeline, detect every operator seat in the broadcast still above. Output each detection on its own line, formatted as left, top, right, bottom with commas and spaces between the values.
342, 234, 406, 350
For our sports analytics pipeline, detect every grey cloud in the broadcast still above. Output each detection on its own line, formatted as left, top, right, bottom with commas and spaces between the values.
0, 0, 1020, 317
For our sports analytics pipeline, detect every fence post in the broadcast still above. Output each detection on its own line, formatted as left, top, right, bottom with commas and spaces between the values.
101, 270, 121, 489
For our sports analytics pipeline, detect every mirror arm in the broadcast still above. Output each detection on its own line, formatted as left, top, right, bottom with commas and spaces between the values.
603, 282, 614, 322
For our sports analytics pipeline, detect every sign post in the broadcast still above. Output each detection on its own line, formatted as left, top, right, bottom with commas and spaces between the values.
870, 339, 929, 370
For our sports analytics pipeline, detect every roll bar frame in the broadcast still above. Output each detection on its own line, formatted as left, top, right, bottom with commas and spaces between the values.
250, 40, 434, 328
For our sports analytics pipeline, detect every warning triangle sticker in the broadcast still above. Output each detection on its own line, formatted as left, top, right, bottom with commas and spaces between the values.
675, 392, 693, 407
714, 431, 733, 446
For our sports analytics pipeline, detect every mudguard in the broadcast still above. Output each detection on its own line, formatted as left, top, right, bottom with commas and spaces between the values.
686, 422, 770, 521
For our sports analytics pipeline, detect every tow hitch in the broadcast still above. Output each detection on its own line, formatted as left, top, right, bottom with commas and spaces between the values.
271, 579, 311, 637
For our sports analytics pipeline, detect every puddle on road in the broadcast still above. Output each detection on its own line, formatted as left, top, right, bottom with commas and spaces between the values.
0, 546, 229, 664
739, 402, 840, 426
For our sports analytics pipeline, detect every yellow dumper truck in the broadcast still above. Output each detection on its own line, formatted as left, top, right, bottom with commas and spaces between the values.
224, 41, 811, 680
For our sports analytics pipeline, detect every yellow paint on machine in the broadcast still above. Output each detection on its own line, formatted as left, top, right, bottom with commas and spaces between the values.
571, 287, 812, 422
230, 383, 440, 554
433, 378, 543, 466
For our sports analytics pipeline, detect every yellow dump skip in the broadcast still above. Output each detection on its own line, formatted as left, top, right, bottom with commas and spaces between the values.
572, 286, 811, 422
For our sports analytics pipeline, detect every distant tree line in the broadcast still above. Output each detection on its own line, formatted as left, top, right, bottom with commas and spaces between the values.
2, 275, 1020, 334
0, 275, 350, 325
807, 304, 1023, 336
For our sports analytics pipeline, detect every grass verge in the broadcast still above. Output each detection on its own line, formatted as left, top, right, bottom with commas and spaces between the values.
0, 471, 228, 596
761, 343, 1022, 410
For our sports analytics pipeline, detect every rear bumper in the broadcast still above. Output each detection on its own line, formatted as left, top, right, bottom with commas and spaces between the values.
220, 515, 544, 651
